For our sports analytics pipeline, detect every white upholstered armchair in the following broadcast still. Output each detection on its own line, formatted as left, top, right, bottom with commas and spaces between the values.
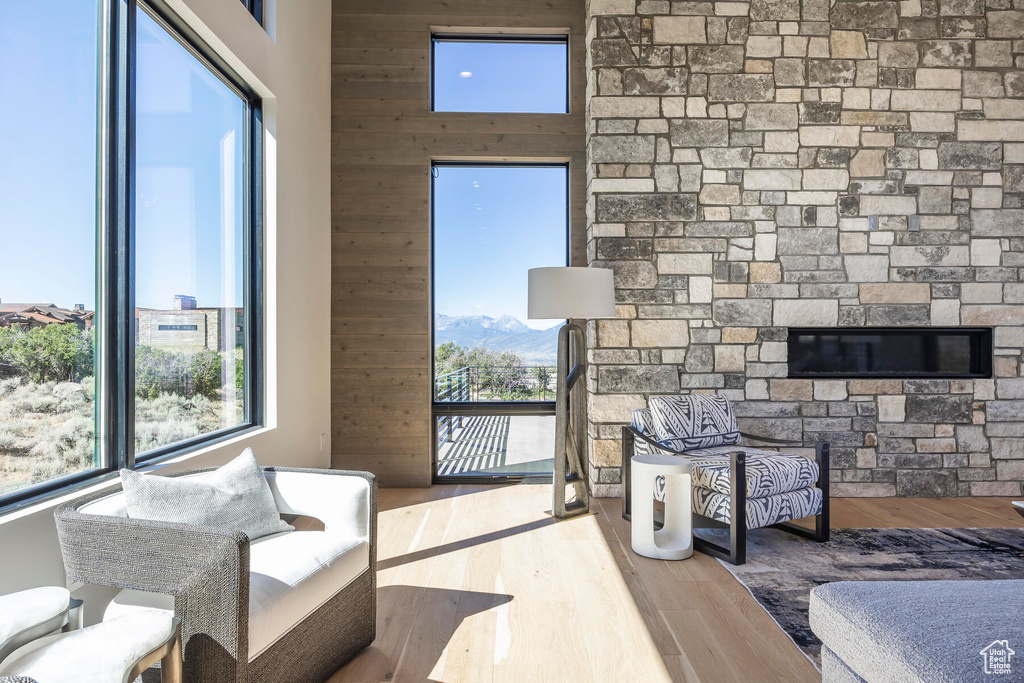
54, 466, 377, 683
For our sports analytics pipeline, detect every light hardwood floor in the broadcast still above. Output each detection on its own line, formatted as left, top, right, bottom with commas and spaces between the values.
328, 486, 1024, 683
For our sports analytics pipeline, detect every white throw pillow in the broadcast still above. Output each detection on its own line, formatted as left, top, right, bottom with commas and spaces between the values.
120, 448, 293, 540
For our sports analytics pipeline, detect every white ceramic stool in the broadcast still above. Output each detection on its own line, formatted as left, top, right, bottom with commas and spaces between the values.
631, 453, 693, 560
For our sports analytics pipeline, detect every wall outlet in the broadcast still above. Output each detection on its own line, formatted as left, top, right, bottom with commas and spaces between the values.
320, 433, 327, 452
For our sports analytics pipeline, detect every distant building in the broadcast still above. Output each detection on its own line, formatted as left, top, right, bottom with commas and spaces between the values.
0, 300, 93, 331
136, 296, 243, 352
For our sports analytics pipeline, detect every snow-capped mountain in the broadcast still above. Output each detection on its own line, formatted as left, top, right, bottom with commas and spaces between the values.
434, 314, 559, 363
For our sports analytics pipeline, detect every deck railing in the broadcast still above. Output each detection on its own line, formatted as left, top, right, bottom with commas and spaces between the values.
434, 364, 556, 446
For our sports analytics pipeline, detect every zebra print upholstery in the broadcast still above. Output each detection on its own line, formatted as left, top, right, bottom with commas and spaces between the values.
649, 395, 740, 451
631, 406, 819, 502
692, 486, 822, 529
630, 409, 665, 458
685, 447, 819, 497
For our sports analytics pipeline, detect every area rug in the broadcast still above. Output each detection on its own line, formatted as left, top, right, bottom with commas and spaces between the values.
697, 527, 1024, 669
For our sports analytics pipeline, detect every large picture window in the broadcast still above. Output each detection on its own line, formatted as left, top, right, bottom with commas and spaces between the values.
0, 0, 263, 509
134, 8, 254, 458
431, 164, 568, 481
0, 0, 103, 499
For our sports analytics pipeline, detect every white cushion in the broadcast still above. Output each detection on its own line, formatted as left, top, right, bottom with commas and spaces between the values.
0, 612, 175, 683
119, 449, 293, 541
104, 530, 368, 659
0, 586, 70, 646
265, 470, 371, 538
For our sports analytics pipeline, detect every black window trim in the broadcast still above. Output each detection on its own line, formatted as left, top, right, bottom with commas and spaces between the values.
243, 0, 263, 27
429, 161, 570, 484
1, 0, 264, 513
429, 33, 571, 115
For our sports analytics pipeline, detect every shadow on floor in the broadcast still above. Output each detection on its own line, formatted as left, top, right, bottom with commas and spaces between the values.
378, 516, 558, 571
329, 585, 513, 683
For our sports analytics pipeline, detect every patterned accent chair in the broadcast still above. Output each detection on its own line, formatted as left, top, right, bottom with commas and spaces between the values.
622, 394, 829, 565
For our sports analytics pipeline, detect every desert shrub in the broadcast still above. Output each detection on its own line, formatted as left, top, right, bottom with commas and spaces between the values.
133, 391, 229, 453
54, 416, 95, 447
135, 347, 223, 400
134, 419, 204, 453
0, 377, 98, 494
9, 388, 61, 415
0, 376, 22, 397
0, 431, 22, 452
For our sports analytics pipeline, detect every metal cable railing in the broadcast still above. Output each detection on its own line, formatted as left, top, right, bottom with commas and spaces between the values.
434, 364, 556, 447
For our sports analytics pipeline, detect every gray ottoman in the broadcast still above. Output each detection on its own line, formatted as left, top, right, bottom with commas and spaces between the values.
810, 580, 1024, 682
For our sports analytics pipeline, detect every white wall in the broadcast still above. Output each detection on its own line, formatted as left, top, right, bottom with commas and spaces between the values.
0, 0, 332, 612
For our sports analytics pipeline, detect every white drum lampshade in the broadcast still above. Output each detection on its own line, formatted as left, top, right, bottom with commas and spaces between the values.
527, 267, 616, 320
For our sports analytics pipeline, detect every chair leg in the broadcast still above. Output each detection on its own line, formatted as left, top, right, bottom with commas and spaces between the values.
816, 441, 830, 543
771, 441, 831, 543
692, 451, 747, 565
622, 426, 634, 522
162, 623, 183, 683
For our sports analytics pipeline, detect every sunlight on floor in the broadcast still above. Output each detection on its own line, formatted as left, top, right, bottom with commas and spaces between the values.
332, 485, 671, 682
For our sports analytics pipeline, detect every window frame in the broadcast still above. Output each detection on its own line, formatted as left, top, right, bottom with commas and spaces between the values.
0, 0, 264, 512
429, 161, 570, 485
429, 33, 571, 114
242, 0, 263, 26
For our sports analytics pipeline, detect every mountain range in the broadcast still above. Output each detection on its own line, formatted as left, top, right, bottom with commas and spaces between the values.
435, 314, 559, 363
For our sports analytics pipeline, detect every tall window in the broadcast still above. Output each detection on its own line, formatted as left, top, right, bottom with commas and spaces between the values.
432, 164, 568, 480
0, 1, 102, 498
0, 0, 262, 508
134, 9, 252, 457
431, 35, 569, 113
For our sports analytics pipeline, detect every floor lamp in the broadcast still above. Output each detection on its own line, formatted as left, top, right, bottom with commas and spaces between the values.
528, 267, 616, 518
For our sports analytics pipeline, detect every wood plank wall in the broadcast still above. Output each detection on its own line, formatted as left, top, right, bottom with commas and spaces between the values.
331, 0, 587, 486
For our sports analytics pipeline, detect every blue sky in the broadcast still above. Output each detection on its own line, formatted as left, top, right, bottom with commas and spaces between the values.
432, 40, 570, 331
0, 4, 244, 312
0, 2, 99, 309
433, 40, 567, 114
135, 9, 245, 310
1, 18, 565, 320
434, 165, 567, 330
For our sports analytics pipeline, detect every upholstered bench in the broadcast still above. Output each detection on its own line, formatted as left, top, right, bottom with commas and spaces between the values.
810, 579, 1024, 682
0, 611, 180, 683
0, 587, 81, 663
622, 394, 829, 565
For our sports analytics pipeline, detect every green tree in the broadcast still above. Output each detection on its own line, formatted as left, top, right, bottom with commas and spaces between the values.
434, 343, 530, 400
2, 324, 93, 382
536, 366, 552, 398
235, 351, 245, 396
0, 327, 17, 378
135, 346, 223, 400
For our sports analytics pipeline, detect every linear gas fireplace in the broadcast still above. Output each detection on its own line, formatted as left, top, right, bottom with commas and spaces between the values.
787, 327, 992, 379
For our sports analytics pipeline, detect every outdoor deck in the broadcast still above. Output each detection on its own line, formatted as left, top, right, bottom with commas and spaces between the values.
437, 414, 554, 477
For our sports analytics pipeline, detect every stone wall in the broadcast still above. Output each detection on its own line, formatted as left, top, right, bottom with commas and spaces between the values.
584, 0, 1024, 497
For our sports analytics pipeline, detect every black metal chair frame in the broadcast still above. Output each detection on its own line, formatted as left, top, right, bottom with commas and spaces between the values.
621, 426, 830, 565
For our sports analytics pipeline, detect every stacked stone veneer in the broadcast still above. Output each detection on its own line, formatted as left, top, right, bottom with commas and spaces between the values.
583, 0, 1024, 497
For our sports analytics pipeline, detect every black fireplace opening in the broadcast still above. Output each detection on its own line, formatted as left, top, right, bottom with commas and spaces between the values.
787, 327, 992, 379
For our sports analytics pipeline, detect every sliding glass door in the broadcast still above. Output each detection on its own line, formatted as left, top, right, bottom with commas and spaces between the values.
431, 163, 568, 481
